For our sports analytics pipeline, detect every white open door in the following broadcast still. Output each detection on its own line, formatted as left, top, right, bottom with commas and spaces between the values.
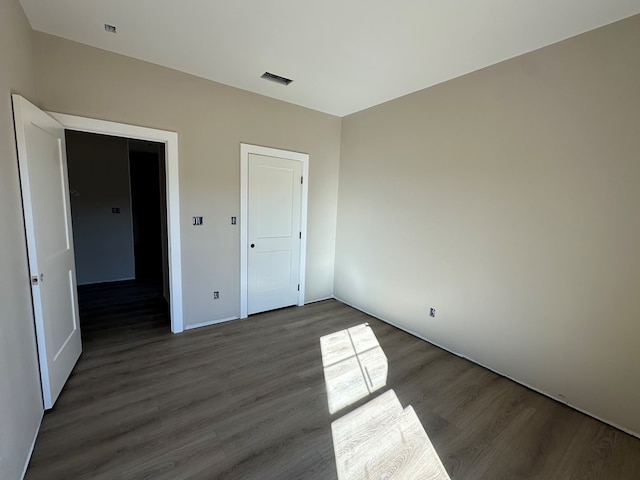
13, 94, 82, 409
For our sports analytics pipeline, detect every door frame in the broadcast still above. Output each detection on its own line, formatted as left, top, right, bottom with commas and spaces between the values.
240, 143, 309, 319
49, 112, 185, 333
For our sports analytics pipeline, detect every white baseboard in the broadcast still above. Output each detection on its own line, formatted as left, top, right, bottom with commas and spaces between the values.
190, 297, 336, 329
334, 295, 640, 440
305, 295, 335, 304
184, 316, 240, 330
21, 410, 44, 479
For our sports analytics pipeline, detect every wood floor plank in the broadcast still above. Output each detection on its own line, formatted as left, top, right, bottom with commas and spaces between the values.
25, 281, 640, 479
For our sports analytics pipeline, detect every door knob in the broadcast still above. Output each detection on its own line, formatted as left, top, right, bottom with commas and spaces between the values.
250, 244, 255, 248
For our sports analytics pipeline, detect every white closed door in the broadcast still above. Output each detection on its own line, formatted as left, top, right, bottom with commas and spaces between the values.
13, 94, 82, 409
248, 154, 302, 315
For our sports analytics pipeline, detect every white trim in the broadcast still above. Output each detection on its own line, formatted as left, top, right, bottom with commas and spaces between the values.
334, 295, 640, 440
240, 143, 309, 319
184, 316, 240, 330
48, 112, 184, 333
240, 146, 249, 318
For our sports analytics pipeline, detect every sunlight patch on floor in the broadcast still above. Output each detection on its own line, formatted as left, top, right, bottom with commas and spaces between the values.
320, 323, 388, 414
321, 325, 451, 479
331, 390, 451, 480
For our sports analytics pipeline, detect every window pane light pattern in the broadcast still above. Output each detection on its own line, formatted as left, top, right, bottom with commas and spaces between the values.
320, 323, 388, 414
332, 390, 451, 480
321, 324, 451, 479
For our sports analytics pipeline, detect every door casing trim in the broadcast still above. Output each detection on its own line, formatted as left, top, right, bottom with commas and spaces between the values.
50, 112, 184, 333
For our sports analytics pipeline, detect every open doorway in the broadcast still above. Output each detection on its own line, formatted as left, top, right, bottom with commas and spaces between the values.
65, 131, 169, 340
49, 111, 183, 333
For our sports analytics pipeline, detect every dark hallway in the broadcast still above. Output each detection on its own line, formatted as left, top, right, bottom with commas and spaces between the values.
65, 131, 169, 334
77, 280, 168, 344
129, 145, 166, 287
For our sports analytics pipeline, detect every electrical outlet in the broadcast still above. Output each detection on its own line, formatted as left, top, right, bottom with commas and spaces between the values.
213, 291, 219, 299
429, 308, 436, 318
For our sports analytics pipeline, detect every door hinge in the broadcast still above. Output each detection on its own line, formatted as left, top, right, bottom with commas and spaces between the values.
301, 176, 303, 185
299, 232, 302, 239
31, 275, 39, 285
298, 284, 300, 291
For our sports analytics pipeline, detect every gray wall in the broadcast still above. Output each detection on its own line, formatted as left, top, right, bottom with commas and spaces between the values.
32, 31, 342, 327
66, 131, 136, 285
0, 1, 44, 478
336, 15, 640, 435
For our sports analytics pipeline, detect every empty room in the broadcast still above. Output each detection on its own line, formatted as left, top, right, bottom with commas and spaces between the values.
2, 0, 640, 479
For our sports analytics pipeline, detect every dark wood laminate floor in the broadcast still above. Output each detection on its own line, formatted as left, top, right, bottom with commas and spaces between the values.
26, 282, 640, 479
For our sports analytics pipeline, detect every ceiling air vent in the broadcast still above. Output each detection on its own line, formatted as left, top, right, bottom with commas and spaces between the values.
261, 72, 293, 86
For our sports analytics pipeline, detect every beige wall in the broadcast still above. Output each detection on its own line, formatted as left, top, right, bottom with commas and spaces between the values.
32, 32, 342, 327
0, 1, 44, 478
66, 131, 136, 285
336, 15, 640, 435
6, 7, 639, 478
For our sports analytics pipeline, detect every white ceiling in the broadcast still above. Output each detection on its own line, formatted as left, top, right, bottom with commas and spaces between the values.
19, 0, 640, 117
